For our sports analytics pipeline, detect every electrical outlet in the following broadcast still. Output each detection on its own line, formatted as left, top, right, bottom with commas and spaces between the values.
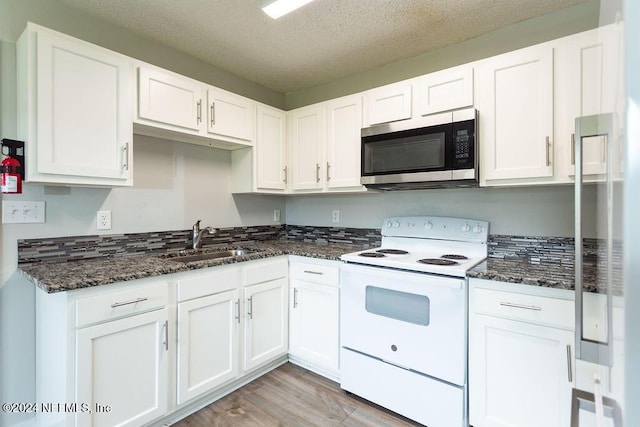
273, 209, 281, 222
332, 210, 340, 223
97, 210, 112, 230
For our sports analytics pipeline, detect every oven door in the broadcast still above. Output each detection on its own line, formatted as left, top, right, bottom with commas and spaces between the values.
340, 263, 467, 385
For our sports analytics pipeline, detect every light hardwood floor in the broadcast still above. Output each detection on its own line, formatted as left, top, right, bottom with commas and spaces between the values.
172, 363, 422, 426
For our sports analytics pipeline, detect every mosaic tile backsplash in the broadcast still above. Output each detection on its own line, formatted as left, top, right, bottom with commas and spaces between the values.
18, 224, 607, 266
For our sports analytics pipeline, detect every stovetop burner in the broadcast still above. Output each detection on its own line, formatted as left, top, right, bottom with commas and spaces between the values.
441, 254, 469, 260
359, 252, 386, 258
417, 258, 460, 266
376, 249, 410, 255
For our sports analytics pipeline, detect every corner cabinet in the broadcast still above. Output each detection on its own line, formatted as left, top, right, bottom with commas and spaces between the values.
231, 104, 288, 193
469, 279, 575, 427
17, 23, 134, 187
288, 95, 366, 194
476, 44, 555, 184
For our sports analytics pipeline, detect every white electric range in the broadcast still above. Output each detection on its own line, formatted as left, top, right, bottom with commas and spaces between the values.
339, 216, 489, 427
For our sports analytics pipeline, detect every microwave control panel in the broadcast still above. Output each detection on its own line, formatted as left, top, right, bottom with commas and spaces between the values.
452, 120, 475, 169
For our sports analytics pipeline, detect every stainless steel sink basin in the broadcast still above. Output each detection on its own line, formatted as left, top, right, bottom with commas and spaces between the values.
168, 248, 258, 263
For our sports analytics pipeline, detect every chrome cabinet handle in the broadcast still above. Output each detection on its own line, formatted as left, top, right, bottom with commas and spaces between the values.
326, 162, 331, 181
235, 299, 240, 324
571, 134, 575, 165
110, 297, 148, 308
197, 100, 202, 123
303, 270, 323, 275
283, 166, 288, 184
293, 288, 298, 308
162, 320, 169, 351
122, 143, 129, 171
546, 136, 551, 166
499, 301, 542, 311
316, 163, 320, 182
567, 344, 573, 382
210, 102, 215, 127
247, 297, 253, 319
601, 137, 606, 162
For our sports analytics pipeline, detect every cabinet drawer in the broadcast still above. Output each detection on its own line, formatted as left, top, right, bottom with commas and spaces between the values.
473, 287, 574, 329
245, 258, 288, 285
176, 266, 241, 302
76, 283, 168, 327
290, 262, 339, 285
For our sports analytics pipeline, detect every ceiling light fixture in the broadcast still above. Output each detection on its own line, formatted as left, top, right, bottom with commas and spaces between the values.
261, 0, 317, 19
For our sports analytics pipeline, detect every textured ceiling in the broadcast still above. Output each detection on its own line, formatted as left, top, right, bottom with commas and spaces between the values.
56, 0, 588, 93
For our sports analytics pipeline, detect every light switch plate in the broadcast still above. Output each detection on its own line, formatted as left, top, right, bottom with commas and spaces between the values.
2, 201, 46, 224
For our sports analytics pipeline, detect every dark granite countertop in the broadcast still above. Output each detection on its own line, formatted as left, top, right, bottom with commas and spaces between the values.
468, 257, 617, 294
19, 240, 360, 294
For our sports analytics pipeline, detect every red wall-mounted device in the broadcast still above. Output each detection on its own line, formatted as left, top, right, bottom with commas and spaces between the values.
1, 139, 25, 194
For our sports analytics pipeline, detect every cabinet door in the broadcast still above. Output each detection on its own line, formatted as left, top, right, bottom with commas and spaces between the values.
566, 27, 620, 177
289, 105, 324, 191
364, 83, 412, 126
206, 88, 254, 143
177, 289, 240, 405
256, 105, 287, 191
414, 65, 474, 116
325, 95, 365, 190
76, 309, 169, 427
478, 46, 554, 181
469, 314, 573, 427
34, 29, 132, 182
243, 278, 288, 371
138, 67, 203, 132
289, 280, 339, 375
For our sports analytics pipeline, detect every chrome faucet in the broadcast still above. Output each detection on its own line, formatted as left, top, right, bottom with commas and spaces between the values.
192, 220, 218, 250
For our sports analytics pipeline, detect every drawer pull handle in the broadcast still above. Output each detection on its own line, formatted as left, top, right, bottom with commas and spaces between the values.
303, 270, 323, 275
499, 302, 542, 311
110, 297, 148, 308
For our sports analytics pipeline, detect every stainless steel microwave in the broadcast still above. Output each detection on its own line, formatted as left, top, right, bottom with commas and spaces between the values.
361, 108, 478, 190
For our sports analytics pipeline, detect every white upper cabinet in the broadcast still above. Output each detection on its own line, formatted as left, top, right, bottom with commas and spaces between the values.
325, 94, 365, 191
255, 105, 287, 191
231, 104, 287, 194
413, 65, 474, 116
288, 97, 366, 194
138, 67, 203, 132
564, 24, 622, 178
288, 104, 325, 191
136, 66, 254, 149
206, 88, 254, 143
477, 44, 554, 183
17, 23, 134, 187
363, 82, 412, 126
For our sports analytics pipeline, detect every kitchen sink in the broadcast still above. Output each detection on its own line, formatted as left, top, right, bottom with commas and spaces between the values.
166, 248, 259, 263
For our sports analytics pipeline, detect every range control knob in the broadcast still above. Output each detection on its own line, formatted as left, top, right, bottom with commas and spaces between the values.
424, 221, 433, 230
461, 222, 471, 232
394, 221, 401, 228
473, 223, 483, 233
386, 221, 393, 228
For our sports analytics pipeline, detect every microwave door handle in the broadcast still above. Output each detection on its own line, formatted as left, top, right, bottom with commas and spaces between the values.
574, 113, 614, 367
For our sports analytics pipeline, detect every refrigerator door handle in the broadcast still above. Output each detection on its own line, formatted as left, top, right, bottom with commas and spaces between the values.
574, 113, 615, 367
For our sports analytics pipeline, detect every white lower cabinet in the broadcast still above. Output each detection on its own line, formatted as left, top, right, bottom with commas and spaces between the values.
469, 279, 575, 427
175, 265, 241, 405
243, 257, 289, 371
288, 257, 340, 380
76, 308, 170, 427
